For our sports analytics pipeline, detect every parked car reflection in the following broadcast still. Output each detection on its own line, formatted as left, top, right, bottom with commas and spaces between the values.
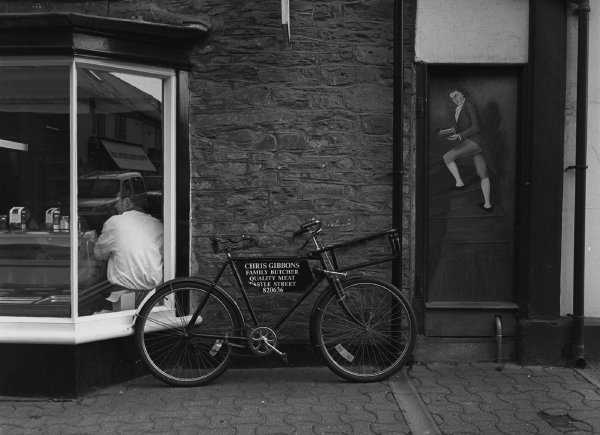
78, 171, 147, 232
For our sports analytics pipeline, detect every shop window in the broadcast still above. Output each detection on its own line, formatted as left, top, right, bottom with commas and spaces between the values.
0, 60, 172, 320
0, 65, 72, 316
76, 66, 165, 316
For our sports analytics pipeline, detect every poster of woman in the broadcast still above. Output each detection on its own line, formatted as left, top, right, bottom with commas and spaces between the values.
438, 87, 492, 211
425, 65, 520, 303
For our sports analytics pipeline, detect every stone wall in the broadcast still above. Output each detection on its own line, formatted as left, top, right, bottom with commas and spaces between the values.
1, 0, 402, 343
188, 0, 396, 341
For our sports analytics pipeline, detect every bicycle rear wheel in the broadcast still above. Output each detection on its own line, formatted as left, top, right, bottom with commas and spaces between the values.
313, 277, 416, 382
135, 281, 242, 387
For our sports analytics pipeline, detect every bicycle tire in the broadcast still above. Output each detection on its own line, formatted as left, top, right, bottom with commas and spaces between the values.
135, 281, 243, 387
313, 277, 416, 382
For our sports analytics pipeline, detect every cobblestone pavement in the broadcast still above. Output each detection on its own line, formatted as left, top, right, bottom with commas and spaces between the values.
1, 363, 600, 434
407, 362, 600, 434
0, 367, 410, 435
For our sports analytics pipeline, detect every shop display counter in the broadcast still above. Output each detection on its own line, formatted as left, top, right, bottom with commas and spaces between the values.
0, 230, 107, 316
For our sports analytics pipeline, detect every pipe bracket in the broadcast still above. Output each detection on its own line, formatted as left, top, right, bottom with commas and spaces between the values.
565, 165, 588, 172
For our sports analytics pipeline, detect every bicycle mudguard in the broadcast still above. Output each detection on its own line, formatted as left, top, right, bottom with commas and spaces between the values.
308, 286, 334, 348
152, 277, 245, 325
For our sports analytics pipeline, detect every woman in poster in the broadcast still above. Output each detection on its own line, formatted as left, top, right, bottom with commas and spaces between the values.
438, 87, 492, 211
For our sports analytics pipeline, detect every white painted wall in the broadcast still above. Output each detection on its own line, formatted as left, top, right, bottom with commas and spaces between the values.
562, 5, 600, 317
415, 0, 529, 63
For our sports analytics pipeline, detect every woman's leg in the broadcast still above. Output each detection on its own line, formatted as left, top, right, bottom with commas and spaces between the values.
443, 160, 464, 187
443, 140, 481, 187
474, 154, 492, 209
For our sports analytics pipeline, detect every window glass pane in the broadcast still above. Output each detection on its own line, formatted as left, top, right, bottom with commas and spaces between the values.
0, 65, 72, 317
76, 67, 164, 316
131, 177, 145, 195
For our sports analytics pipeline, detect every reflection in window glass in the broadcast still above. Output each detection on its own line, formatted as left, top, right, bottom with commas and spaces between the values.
77, 67, 165, 316
79, 179, 120, 198
0, 65, 72, 317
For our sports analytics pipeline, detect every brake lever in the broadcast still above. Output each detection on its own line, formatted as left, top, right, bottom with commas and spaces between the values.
299, 228, 323, 251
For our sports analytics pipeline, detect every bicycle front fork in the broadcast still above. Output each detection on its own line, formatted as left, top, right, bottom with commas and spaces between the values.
322, 269, 348, 298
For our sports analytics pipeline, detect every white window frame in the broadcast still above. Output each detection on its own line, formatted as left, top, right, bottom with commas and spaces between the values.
0, 57, 177, 344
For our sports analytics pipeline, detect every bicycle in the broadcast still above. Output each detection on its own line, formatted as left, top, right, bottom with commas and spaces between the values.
134, 218, 417, 387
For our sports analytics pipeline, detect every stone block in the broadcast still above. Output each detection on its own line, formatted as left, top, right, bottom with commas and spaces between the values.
343, 86, 392, 112
354, 45, 393, 65
320, 66, 379, 86
355, 185, 393, 203
316, 49, 354, 64
193, 55, 233, 73
246, 171, 280, 188
234, 52, 317, 67
299, 182, 346, 199
309, 111, 360, 133
271, 97, 311, 110
194, 110, 296, 127
217, 36, 279, 53
278, 134, 307, 150
518, 318, 570, 365
343, 0, 394, 20
312, 133, 364, 149
313, 3, 333, 21
216, 129, 255, 146
355, 215, 393, 232
257, 68, 321, 86
361, 115, 392, 135
307, 92, 345, 110
255, 134, 277, 151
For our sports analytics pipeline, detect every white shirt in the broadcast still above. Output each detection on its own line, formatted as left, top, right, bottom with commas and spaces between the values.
94, 210, 164, 290
455, 102, 464, 122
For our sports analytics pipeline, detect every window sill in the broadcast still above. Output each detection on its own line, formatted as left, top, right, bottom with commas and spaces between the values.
0, 311, 137, 344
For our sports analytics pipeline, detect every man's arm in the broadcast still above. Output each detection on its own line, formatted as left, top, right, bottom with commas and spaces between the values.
94, 218, 115, 260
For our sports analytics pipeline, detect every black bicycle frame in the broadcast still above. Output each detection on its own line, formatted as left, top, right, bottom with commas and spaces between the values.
221, 252, 327, 332
185, 228, 400, 336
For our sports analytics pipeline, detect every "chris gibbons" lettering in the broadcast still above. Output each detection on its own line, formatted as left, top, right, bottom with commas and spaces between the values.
244, 262, 300, 269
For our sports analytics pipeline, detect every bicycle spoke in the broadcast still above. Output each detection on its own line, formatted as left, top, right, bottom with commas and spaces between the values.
316, 278, 416, 382
136, 284, 240, 387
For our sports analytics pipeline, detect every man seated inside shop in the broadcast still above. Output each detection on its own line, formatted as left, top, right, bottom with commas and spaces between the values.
94, 185, 163, 311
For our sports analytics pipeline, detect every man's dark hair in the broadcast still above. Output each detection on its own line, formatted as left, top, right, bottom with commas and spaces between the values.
448, 87, 468, 98
120, 183, 144, 210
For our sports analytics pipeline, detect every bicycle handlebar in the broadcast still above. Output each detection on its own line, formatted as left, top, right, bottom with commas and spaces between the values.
293, 219, 321, 237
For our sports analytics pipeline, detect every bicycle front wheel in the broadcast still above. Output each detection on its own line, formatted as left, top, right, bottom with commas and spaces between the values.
135, 281, 242, 387
313, 277, 416, 382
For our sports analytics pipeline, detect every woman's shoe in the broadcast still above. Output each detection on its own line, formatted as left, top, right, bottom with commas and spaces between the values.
478, 202, 493, 212
450, 184, 466, 191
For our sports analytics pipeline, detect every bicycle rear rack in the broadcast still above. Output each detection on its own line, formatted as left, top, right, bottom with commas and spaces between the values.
310, 228, 400, 273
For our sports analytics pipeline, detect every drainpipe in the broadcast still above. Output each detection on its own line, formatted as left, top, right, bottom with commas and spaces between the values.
569, 0, 590, 369
392, 0, 404, 289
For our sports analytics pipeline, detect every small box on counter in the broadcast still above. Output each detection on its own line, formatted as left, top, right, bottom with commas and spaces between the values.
9, 207, 26, 231
106, 291, 136, 311
46, 208, 60, 230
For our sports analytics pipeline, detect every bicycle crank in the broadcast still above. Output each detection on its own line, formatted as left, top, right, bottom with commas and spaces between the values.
248, 327, 285, 360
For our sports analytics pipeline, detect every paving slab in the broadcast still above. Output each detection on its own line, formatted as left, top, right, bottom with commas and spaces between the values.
407, 362, 600, 434
2, 362, 600, 434
0, 367, 411, 435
